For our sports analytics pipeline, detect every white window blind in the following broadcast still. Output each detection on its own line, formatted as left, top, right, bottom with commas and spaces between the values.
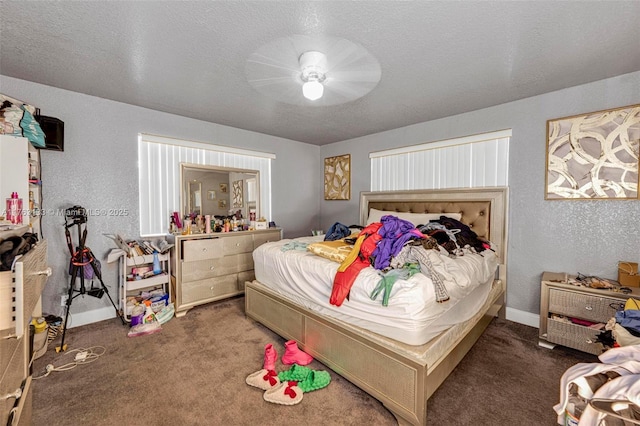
370, 130, 510, 191
138, 134, 274, 236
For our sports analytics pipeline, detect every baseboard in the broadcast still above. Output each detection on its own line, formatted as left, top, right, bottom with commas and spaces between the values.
68, 306, 117, 329
505, 307, 539, 328
68, 304, 540, 331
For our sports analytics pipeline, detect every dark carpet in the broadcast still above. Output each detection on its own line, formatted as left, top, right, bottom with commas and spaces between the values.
32, 297, 595, 425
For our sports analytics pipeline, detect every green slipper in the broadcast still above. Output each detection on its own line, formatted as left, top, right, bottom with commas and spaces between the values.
298, 370, 331, 392
277, 364, 311, 382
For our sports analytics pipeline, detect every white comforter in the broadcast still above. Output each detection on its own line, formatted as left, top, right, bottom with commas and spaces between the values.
253, 235, 499, 345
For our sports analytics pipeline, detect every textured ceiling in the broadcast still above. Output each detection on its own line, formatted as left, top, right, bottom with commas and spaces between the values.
1, 1, 639, 146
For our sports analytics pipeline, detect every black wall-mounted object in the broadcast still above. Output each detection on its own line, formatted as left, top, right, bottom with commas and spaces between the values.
36, 115, 64, 151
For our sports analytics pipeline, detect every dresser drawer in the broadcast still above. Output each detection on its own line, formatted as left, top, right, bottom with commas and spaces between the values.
182, 238, 224, 262
181, 253, 253, 283
18, 241, 48, 325
548, 288, 620, 323
253, 231, 281, 249
1, 241, 48, 339
0, 335, 27, 426
546, 317, 604, 355
181, 274, 240, 304
223, 235, 254, 255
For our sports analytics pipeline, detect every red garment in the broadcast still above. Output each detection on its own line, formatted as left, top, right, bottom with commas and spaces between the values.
330, 222, 382, 306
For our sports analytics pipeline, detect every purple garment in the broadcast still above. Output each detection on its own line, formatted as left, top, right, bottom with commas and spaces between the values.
372, 215, 424, 270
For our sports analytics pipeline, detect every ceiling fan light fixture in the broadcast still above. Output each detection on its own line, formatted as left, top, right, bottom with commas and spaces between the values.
302, 79, 324, 101
299, 51, 327, 101
246, 36, 381, 106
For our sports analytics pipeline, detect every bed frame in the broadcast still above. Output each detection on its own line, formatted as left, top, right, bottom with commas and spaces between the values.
245, 187, 508, 425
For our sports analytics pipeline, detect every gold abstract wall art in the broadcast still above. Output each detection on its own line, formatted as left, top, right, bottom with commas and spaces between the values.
546, 104, 640, 199
324, 154, 351, 200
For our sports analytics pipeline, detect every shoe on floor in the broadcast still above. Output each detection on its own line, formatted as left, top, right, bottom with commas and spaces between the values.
278, 364, 312, 382
298, 370, 331, 392
246, 369, 280, 390
263, 381, 303, 405
281, 340, 313, 366
263, 343, 277, 371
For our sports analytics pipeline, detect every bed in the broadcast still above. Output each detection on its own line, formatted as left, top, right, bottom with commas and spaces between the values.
245, 187, 508, 425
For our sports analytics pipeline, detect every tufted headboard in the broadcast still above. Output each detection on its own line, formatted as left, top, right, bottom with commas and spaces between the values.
359, 187, 508, 264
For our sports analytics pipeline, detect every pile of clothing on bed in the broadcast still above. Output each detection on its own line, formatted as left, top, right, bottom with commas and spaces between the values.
324, 215, 493, 307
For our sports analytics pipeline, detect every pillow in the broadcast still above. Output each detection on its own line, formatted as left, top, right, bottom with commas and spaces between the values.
307, 239, 355, 263
366, 208, 462, 226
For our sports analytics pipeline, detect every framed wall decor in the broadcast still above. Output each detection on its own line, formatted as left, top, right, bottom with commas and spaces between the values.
220, 183, 228, 193
232, 179, 243, 208
218, 199, 227, 209
324, 154, 351, 200
207, 190, 216, 200
545, 104, 640, 200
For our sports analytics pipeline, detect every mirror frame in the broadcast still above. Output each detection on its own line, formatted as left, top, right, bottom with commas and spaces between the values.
180, 163, 260, 220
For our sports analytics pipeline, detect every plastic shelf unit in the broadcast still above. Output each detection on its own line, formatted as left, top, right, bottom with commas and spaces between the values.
119, 253, 171, 322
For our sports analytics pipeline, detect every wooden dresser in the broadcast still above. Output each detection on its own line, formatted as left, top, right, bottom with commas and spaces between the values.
169, 229, 281, 317
1, 241, 50, 425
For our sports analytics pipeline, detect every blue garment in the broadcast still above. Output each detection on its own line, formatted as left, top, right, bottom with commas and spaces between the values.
324, 222, 351, 241
372, 215, 424, 270
615, 310, 640, 334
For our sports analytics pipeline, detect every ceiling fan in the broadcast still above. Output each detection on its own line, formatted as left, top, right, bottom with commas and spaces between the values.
245, 35, 382, 106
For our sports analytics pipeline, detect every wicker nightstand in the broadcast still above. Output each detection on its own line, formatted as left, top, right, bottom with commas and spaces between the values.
539, 271, 640, 355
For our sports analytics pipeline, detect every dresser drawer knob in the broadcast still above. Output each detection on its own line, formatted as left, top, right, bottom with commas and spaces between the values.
210, 286, 215, 291
202, 248, 207, 252
35, 267, 52, 277
585, 306, 593, 311
209, 266, 215, 271
1, 388, 22, 401
236, 243, 240, 247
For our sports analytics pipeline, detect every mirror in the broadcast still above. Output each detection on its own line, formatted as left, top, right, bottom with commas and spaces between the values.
180, 163, 260, 221
188, 181, 202, 215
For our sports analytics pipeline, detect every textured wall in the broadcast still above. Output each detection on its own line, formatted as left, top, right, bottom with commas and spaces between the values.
320, 71, 640, 317
1, 76, 320, 320
3, 72, 639, 323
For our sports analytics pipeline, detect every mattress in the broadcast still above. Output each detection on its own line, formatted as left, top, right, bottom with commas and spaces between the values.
253, 235, 499, 346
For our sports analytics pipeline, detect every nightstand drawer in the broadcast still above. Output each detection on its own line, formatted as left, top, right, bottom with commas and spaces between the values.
546, 317, 604, 355
548, 288, 620, 323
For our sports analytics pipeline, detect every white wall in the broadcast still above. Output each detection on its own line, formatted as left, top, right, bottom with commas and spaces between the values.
320, 71, 640, 323
1, 76, 321, 323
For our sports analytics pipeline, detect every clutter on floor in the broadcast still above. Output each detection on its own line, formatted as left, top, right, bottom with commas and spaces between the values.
245, 341, 330, 406
554, 344, 640, 425
125, 289, 174, 337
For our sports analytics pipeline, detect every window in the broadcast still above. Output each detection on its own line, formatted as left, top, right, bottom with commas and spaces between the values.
138, 134, 274, 236
370, 129, 510, 191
